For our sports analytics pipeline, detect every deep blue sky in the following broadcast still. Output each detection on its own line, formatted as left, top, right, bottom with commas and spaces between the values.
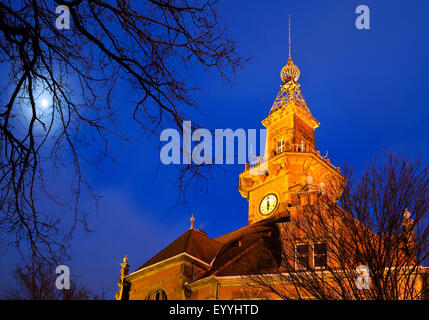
1, 0, 428, 298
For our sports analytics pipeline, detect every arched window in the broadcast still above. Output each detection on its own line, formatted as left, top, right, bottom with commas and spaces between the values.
146, 289, 167, 300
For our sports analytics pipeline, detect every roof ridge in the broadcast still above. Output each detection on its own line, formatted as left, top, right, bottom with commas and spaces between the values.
136, 229, 193, 270
137, 228, 224, 271
210, 238, 262, 277
208, 242, 224, 267
183, 228, 194, 251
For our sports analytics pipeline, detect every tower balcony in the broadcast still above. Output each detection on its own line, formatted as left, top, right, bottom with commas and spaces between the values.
245, 144, 341, 174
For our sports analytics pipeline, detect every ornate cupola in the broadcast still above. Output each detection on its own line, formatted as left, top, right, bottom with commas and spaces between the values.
270, 16, 311, 116
280, 58, 300, 83
238, 15, 345, 225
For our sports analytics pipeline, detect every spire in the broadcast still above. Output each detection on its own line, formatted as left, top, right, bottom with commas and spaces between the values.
270, 14, 309, 115
280, 14, 300, 84
288, 14, 291, 60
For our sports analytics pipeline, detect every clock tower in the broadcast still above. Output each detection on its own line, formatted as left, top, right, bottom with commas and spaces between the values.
238, 16, 344, 225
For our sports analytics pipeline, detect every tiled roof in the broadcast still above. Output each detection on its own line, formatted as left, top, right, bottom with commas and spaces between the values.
136, 214, 290, 277
136, 228, 223, 270
200, 217, 283, 277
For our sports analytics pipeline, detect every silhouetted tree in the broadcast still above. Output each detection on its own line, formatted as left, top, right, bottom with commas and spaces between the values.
0, 0, 243, 262
244, 154, 429, 299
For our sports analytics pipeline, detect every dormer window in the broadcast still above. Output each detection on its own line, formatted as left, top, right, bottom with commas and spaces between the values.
277, 140, 285, 154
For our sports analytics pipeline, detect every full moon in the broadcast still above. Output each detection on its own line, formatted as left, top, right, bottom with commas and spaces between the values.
41, 98, 49, 108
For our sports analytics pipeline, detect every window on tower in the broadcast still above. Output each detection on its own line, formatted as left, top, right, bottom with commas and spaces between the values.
277, 140, 285, 154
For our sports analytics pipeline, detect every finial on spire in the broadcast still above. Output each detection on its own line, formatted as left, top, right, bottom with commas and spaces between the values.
189, 213, 195, 230
119, 254, 130, 276
402, 208, 413, 227
116, 254, 130, 300
403, 208, 411, 220
288, 14, 291, 60
280, 14, 300, 83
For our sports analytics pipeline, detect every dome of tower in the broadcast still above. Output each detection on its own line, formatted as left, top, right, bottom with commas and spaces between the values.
280, 58, 300, 83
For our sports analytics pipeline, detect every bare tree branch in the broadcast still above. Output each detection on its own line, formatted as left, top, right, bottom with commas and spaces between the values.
242, 154, 429, 300
0, 0, 243, 262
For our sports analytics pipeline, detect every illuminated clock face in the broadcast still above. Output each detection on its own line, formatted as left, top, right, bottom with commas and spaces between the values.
259, 194, 278, 216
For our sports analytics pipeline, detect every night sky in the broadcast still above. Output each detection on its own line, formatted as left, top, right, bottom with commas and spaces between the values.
1, 0, 428, 298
